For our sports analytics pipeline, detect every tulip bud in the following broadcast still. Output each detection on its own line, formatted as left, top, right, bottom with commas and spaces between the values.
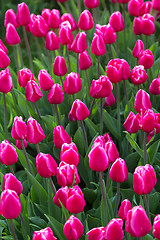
105, 140, 119, 163
53, 186, 69, 208
15, 139, 27, 150
53, 56, 67, 76
126, 206, 151, 237
64, 215, 84, 240
141, 14, 155, 36
133, 17, 142, 35
128, 0, 143, 16
109, 11, 124, 32
139, 1, 152, 16
140, 109, 155, 133
3, 173, 23, 196
33, 227, 57, 240
0, 49, 10, 69
0, 39, 8, 55
31, 15, 49, 37
139, 49, 154, 69
4, 9, 19, 28
153, 215, 160, 240
61, 13, 77, 31
133, 164, 157, 195
54, 126, 71, 149
90, 75, 113, 99
84, 0, 99, 8
88, 144, 109, 172
71, 32, 87, 53
106, 218, 124, 240
79, 50, 92, 70
57, 162, 80, 186
66, 185, 86, 214
45, 30, 60, 51
118, 199, 132, 221
130, 65, 147, 85
103, 24, 117, 44
104, 92, 115, 107
48, 9, 61, 29
109, 158, 128, 182
0, 189, 22, 219
6, 23, 21, 45
27, 117, 45, 144
16, 2, 31, 26
41, 8, 51, 26
0, 68, 12, 93
63, 72, 82, 94
123, 111, 140, 134
149, 77, 160, 95
36, 153, 57, 178
18, 68, 34, 88
69, 99, 90, 121
60, 142, 79, 166
87, 227, 106, 240
132, 39, 144, 59
38, 69, 54, 91
91, 34, 105, 56
134, 89, 152, 113
59, 21, 73, 45
104, 133, 112, 142
0, 140, 18, 165
25, 80, 43, 102
92, 135, 105, 149
11, 116, 27, 140
78, 10, 94, 31
152, 0, 160, 11
48, 84, 64, 104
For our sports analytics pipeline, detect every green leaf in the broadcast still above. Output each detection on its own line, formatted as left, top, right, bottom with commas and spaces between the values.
41, 115, 56, 132
29, 217, 47, 229
125, 152, 140, 173
17, 93, 30, 118
84, 119, 98, 139
143, 234, 154, 240
147, 139, 160, 164
83, 188, 98, 205
87, 215, 101, 229
149, 192, 160, 213
74, 127, 85, 156
45, 215, 66, 240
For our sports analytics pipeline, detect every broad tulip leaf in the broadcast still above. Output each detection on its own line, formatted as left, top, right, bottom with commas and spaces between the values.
45, 215, 66, 240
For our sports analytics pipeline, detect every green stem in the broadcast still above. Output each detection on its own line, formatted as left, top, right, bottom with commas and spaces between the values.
109, 44, 114, 59
10, 219, 17, 240
116, 32, 119, 57
34, 36, 43, 63
89, 99, 95, 115
19, 213, 27, 239
17, 44, 24, 68
100, 98, 103, 134
53, 50, 56, 59
85, 69, 90, 88
77, 53, 79, 74
49, 177, 56, 196
143, 132, 148, 164
9, 166, 15, 175
145, 35, 148, 49
143, 194, 151, 221
14, 46, 19, 72
60, 75, 63, 86
36, 143, 40, 154
21, 139, 33, 175
106, 167, 110, 194
77, 0, 81, 16
80, 120, 88, 152
114, 182, 120, 217
3, 93, 8, 138
99, 172, 107, 217
72, 94, 75, 102
123, 80, 130, 111
105, 46, 109, 63
34, 102, 42, 124
66, 46, 71, 72
55, 104, 61, 125
102, 0, 107, 10
97, 56, 100, 78
115, 84, 121, 134
139, 237, 143, 240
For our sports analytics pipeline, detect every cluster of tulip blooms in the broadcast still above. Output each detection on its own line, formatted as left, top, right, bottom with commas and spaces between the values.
1, 0, 160, 239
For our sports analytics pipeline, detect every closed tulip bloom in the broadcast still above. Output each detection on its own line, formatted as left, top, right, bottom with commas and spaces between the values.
66, 185, 86, 214
84, 0, 99, 8
0, 68, 12, 93
48, 84, 64, 104
133, 164, 157, 195
87, 227, 107, 240
118, 199, 132, 221
130, 65, 147, 85
123, 111, 140, 134
6, 23, 21, 45
11, 116, 27, 140
0, 49, 10, 69
103, 24, 117, 44
54, 126, 71, 149
60, 142, 79, 166
128, 0, 143, 16
153, 215, 160, 239
18, 68, 34, 88
27, 117, 45, 144
78, 10, 94, 31
133, 17, 142, 35
139, 1, 152, 16
140, 109, 155, 133
105, 140, 119, 163
69, 99, 89, 121
3, 173, 23, 196
31, 15, 49, 37
4, 9, 19, 28
57, 162, 80, 186
46, 31, 60, 51
134, 89, 152, 113
36, 153, 57, 178
64, 215, 83, 240
25, 80, 43, 102
53, 56, 67, 76
33, 227, 57, 240
16, 2, 31, 26
104, 92, 115, 107
90, 75, 113, 98
0, 140, 18, 165
79, 50, 92, 70
110, 158, 128, 183
106, 218, 124, 240
59, 21, 73, 45
149, 77, 160, 95
0, 39, 8, 55
139, 49, 154, 69
0, 189, 22, 219
104, 133, 112, 142
153, 0, 160, 11
48, 9, 61, 29
132, 39, 144, 59
15, 139, 27, 150
41, 8, 51, 26
141, 14, 155, 36
63, 72, 82, 94
61, 13, 77, 31
92, 135, 106, 149
71, 32, 87, 53
91, 34, 105, 56
109, 11, 124, 32
38, 69, 54, 91
126, 206, 151, 237
155, 113, 160, 134
53, 186, 69, 208
89, 144, 109, 172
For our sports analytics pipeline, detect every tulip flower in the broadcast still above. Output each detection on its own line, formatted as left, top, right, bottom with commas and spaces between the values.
48, 84, 64, 104
152, 0, 160, 11
0, 39, 8, 55
133, 17, 143, 35
64, 215, 84, 240
4, 9, 19, 28
27, 117, 45, 144
33, 227, 57, 240
139, 49, 154, 69
25, 80, 43, 102
139, 1, 152, 16
130, 65, 148, 85
38, 69, 54, 91
123, 111, 140, 134
141, 14, 155, 36
134, 89, 152, 113
63, 72, 82, 96
140, 109, 155, 133
48, 9, 61, 29
79, 50, 92, 71
78, 10, 94, 31
54, 125, 71, 149
0, 49, 10, 69
0, 140, 18, 165
149, 77, 160, 95
84, 0, 99, 8
104, 92, 115, 107
16, 2, 31, 26
69, 99, 89, 121
118, 199, 132, 221
11, 116, 27, 140
61, 13, 77, 31
0, 68, 12, 93
91, 34, 105, 57
87, 227, 107, 240
60, 142, 79, 166
105, 140, 119, 163
30, 15, 49, 37
53, 56, 67, 85
53, 186, 69, 208
106, 218, 124, 240
153, 215, 160, 239
41, 8, 51, 26
3, 173, 23, 196
6, 23, 21, 45
132, 39, 144, 59
45, 31, 60, 51
110, 158, 128, 183
109, 11, 124, 32
18, 68, 34, 88
128, 0, 144, 16
59, 21, 73, 45
92, 135, 106, 149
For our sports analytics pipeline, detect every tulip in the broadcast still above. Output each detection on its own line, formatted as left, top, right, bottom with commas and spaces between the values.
16, 2, 31, 26
139, 49, 154, 69
130, 65, 148, 85
59, 21, 73, 45
27, 117, 45, 144
33, 227, 57, 240
90, 75, 113, 98
0, 140, 18, 165
140, 109, 155, 133
78, 10, 94, 31
110, 158, 128, 183
92, 135, 106, 149
103, 24, 117, 44
87, 227, 107, 240
61, 13, 77, 31
18, 68, 34, 88
105, 140, 119, 163
152, 0, 160, 11
69, 99, 89, 121
41, 8, 51, 26
11, 116, 27, 140
4, 9, 19, 28
71, 32, 87, 53
15, 139, 27, 150
134, 89, 152, 113
153, 215, 160, 239
84, 0, 99, 8
3, 173, 23, 196
141, 14, 155, 36
106, 218, 124, 240
48, 84, 64, 104
104, 92, 115, 107
63, 72, 82, 95
45, 31, 60, 51
109, 11, 124, 32
0, 68, 12, 93
133, 17, 143, 35
118, 199, 132, 221
36, 153, 57, 178
132, 39, 144, 59
79, 50, 92, 71
123, 111, 140, 134
139, 1, 152, 16
53, 125, 71, 149
60, 142, 79, 166
53, 186, 69, 208
91, 34, 105, 56
25, 80, 43, 102
126, 206, 151, 237
128, 0, 144, 16
48, 9, 61, 29
0, 190, 22, 219
53, 56, 67, 76
0, 49, 10, 69
0, 39, 8, 55
38, 69, 54, 91
149, 77, 160, 95
30, 15, 49, 37
117, 0, 130, 3
64, 215, 84, 240
104, 133, 112, 142
6, 23, 21, 45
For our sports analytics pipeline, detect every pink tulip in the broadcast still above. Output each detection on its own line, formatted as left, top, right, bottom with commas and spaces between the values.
63, 72, 82, 94
132, 39, 144, 59
61, 13, 77, 31
45, 31, 60, 51
128, 0, 144, 16
48, 9, 61, 29
69, 99, 89, 121
54, 125, 71, 149
103, 24, 117, 44
33, 227, 57, 240
78, 10, 94, 31
87, 227, 107, 240
123, 111, 140, 134
105, 140, 119, 163
15, 139, 27, 150
141, 14, 155, 36
140, 109, 155, 133
53, 56, 67, 76
53, 186, 69, 208
0, 68, 12, 93
31, 15, 49, 37
153, 215, 160, 239
109, 11, 124, 32
11, 116, 27, 140
0, 39, 8, 55
48, 84, 64, 104
104, 92, 115, 107
149, 77, 160, 95
79, 50, 92, 70
41, 8, 51, 26
60, 142, 79, 166
38, 69, 54, 91
90, 75, 113, 98
152, 0, 160, 11
64, 215, 84, 240
0, 140, 18, 165
92, 135, 106, 149
36, 153, 57, 178
118, 199, 132, 221
134, 89, 152, 113
91, 34, 105, 56
0, 49, 10, 69
6, 23, 21, 45
16, 2, 31, 26
109, 158, 128, 182
27, 117, 45, 144
84, 0, 99, 8
71, 32, 87, 53
139, 49, 154, 69
3, 173, 23, 196
59, 21, 73, 45
4, 9, 19, 28
106, 218, 124, 240
139, 1, 152, 16
104, 133, 112, 142
25, 80, 43, 102
130, 65, 147, 85
18, 68, 34, 88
